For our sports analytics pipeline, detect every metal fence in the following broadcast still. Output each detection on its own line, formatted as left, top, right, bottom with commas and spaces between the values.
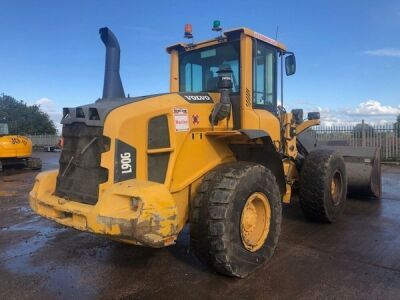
304, 122, 400, 161
26, 122, 400, 161
27, 135, 60, 147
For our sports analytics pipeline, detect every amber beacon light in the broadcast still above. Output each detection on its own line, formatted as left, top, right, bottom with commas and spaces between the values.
184, 23, 193, 39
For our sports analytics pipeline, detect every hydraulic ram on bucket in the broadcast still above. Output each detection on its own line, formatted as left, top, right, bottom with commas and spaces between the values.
297, 134, 381, 199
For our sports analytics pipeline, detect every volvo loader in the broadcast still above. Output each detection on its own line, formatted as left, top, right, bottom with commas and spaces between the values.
30, 24, 377, 277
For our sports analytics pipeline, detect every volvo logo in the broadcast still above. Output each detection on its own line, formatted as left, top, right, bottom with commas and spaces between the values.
184, 95, 211, 101
181, 94, 213, 103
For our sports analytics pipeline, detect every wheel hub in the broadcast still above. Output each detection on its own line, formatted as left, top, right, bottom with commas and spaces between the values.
240, 192, 271, 252
242, 203, 258, 234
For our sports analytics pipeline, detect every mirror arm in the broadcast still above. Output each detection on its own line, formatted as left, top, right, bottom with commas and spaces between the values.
280, 51, 284, 109
296, 119, 320, 135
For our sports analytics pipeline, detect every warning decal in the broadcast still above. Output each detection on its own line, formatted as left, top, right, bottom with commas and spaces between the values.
192, 114, 200, 126
173, 108, 189, 132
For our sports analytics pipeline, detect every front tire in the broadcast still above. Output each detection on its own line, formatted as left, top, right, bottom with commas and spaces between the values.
190, 162, 282, 278
299, 149, 347, 222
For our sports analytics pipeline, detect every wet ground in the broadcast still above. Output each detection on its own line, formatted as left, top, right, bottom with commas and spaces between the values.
1, 152, 400, 299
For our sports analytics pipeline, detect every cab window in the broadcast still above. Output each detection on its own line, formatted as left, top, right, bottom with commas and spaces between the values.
253, 39, 277, 112
179, 41, 240, 93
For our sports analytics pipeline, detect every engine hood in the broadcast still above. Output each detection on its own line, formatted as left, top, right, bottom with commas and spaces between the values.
60, 92, 214, 127
61, 94, 167, 127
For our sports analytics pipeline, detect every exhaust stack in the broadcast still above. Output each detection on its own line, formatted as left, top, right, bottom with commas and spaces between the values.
99, 27, 125, 100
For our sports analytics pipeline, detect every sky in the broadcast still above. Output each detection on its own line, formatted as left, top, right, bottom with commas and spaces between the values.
1, 0, 400, 130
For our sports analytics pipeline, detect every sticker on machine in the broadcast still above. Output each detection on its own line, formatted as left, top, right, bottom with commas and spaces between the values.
173, 108, 189, 132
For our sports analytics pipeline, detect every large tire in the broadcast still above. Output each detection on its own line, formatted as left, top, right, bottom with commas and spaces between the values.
299, 149, 347, 223
190, 162, 282, 278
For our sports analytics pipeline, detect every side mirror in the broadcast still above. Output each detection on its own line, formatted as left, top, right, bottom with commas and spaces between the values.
291, 109, 303, 124
285, 54, 296, 76
308, 112, 320, 120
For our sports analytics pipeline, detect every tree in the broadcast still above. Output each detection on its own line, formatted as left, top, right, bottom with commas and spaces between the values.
0, 94, 57, 135
352, 122, 374, 135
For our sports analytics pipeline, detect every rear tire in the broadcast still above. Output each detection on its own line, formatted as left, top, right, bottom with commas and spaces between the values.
299, 149, 347, 222
190, 162, 282, 278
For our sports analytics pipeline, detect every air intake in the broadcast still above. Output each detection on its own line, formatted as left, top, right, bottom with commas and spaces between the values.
99, 27, 125, 100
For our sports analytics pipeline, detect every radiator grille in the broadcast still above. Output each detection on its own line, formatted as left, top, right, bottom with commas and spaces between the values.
55, 123, 109, 205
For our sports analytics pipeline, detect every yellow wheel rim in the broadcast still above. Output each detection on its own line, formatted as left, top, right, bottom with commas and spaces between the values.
240, 192, 271, 252
330, 171, 342, 206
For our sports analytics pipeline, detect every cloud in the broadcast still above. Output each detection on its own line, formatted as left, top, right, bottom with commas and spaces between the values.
35, 97, 63, 133
36, 98, 51, 105
346, 100, 400, 116
287, 99, 399, 126
363, 48, 400, 57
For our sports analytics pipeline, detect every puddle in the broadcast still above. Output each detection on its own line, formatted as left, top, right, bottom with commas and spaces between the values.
42, 266, 97, 298
0, 218, 66, 262
382, 171, 400, 200
1, 206, 32, 213
0, 218, 97, 298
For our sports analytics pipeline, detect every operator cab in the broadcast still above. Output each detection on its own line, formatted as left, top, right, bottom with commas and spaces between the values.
167, 23, 296, 128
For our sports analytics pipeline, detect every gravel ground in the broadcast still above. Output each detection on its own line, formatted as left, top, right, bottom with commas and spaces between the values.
1, 152, 400, 299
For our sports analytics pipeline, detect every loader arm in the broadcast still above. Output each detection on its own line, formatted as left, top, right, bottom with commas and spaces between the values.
296, 119, 320, 135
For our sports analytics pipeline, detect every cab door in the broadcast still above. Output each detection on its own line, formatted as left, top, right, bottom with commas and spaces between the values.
253, 39, 281, 142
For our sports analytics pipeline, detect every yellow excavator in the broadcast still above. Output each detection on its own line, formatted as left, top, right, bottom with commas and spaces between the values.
0, 123, 41, 171
29, 23, 379, 277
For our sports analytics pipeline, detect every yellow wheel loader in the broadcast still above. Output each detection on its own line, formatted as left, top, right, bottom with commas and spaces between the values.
0, 123, 42, 171
29, 24, 379, 277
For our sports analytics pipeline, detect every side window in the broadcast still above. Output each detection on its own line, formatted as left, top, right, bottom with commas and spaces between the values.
253, 40, 277, 112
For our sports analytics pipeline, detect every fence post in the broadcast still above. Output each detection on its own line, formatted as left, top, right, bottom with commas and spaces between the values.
361, 119, 366, 147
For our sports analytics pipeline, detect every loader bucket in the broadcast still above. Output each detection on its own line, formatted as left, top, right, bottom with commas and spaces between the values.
319, 145, 381, 198
297, 134, 381, 199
